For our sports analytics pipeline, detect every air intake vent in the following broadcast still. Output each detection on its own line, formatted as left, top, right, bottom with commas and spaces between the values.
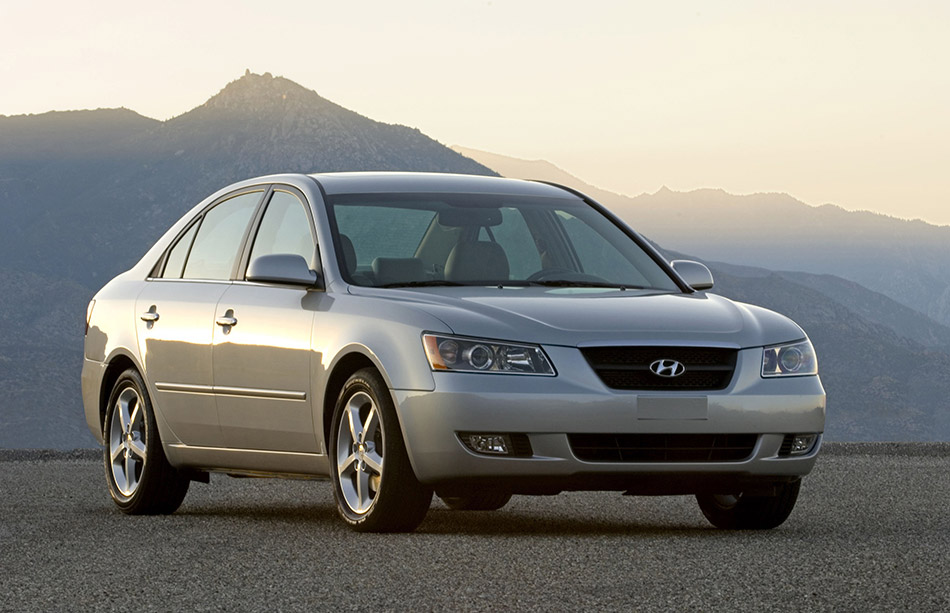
581, 346, 738, 391
778, 434, 794, 457
568, 433, 758, 463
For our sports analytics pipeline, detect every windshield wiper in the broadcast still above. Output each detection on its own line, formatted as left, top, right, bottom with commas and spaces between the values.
525, 280, 646, 290
379, 280, 466, 288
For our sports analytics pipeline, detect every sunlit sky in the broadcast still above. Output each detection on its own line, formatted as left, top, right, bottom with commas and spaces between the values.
2, 0, 948, 224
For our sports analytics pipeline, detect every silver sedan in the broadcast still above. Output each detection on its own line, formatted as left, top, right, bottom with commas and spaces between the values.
82, 172, 825, 532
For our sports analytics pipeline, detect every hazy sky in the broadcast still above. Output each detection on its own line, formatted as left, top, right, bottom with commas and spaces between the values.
2, 1, 948, 224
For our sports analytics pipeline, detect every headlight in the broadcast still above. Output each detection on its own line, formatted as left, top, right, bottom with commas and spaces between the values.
423, 333, 555, 375
762, 340, 818, 377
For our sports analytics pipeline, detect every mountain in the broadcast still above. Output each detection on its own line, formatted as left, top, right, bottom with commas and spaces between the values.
0, 72, 495, 449
455, 146, 950, 329
708, 267, 950, 441
460, 146, 950, 441
1, 72, 495, 290
1, 75, 947, 446
706, 260, 950, 352
639, 246, 950, 442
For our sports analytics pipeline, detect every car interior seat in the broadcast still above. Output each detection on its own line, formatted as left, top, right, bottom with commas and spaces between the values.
444, 240, 510, 282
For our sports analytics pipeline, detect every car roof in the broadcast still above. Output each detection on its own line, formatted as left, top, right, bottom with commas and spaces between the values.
309, 171, 579, 199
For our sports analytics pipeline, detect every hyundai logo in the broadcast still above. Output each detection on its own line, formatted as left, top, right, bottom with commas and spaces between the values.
649, 359, 686, 377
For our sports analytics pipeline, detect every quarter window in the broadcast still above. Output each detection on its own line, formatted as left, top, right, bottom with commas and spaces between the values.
161, 221, 199, 279
182, 191, 262, 280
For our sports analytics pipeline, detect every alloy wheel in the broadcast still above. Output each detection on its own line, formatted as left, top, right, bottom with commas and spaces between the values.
108, 385, 147, 497
335, 391, 384, 514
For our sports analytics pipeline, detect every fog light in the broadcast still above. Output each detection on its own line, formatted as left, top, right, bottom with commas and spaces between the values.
461, 433, 510, 455
790, 434, 817, 455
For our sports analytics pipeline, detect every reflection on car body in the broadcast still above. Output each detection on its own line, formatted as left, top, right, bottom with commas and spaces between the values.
82, 172, 825, 532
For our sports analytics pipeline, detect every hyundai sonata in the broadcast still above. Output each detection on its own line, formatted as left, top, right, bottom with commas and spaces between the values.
82, 172, 825, 532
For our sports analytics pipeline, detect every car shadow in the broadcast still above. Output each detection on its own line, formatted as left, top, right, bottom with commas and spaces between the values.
171, 503, 731, 537
173, 502, 341, 526
418, 508, 719, 537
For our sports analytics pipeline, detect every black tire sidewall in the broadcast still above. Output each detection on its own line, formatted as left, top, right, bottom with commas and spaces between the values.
329, 368, 431, 532
102, 368, 188, 514
696, 479, 801, 530
103, 370, 153, 510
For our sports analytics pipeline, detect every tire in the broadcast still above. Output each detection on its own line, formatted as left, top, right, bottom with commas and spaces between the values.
439, 491, 512, 511
103, 368, 189, 514
696, 479, 801, 530
329, 368, 432, 532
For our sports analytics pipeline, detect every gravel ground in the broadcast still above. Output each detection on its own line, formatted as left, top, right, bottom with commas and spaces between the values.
1, 448, 948, 612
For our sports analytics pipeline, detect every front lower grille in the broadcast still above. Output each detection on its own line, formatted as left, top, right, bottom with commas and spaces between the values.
568, 433, 758, 463
778, 434, 794, 457
581, 346, 738, 391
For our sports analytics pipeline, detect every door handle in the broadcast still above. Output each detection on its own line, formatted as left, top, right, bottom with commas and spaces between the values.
216, 309, 237, 328
140, 306, 160, 326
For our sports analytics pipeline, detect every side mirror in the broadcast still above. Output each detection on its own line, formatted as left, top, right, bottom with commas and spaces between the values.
671, 260, 714, 291
247, 254, 321, 288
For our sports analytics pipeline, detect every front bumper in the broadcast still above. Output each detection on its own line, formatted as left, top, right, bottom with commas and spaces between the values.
393, 346, 825, 493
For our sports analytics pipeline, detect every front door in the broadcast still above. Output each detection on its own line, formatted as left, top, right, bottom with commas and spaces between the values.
212, 188, 321, 453
212, 284, 318, 452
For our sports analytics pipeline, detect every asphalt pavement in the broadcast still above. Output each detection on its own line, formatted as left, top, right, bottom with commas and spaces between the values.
1, 446, 948, 612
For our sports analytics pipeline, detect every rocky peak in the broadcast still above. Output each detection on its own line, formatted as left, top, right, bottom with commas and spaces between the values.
197, 71, 340, 117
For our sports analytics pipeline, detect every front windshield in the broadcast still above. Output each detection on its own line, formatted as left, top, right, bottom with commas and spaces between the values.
326, 192, 680, 291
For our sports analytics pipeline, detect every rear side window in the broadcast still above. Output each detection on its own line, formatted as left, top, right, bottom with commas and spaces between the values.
182, 191, 262, 280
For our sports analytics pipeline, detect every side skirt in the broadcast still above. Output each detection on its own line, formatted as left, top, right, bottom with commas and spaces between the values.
165, 443, 330, 478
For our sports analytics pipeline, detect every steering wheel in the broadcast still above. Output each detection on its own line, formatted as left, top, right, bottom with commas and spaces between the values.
526, 268, 576, 282
526, 268, 610, 283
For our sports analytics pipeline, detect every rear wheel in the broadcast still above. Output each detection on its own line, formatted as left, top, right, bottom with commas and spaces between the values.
696, 479, 801, 529
330, 368, 432, 532
103, 368, 189, 514
439, 491, 512, 511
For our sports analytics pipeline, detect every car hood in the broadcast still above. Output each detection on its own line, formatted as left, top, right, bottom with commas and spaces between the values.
348, 286, 806, 348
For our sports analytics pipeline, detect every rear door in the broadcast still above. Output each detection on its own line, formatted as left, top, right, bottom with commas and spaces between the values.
136, 189, 264, 447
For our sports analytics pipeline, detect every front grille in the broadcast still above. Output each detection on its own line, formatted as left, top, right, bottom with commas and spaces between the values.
568, 433, 758, 463
581, 346, 738, 391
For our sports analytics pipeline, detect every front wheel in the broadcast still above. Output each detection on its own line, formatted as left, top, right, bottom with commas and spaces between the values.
103, 368, 189, 514
329, 368, 432, 532
696, 479, 801, 529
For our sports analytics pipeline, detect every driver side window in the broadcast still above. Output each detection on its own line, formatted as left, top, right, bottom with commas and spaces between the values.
248, 190, 316, 270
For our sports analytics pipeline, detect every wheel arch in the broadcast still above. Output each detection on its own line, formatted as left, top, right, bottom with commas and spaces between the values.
98, 350, 144, 435
320, 350, 381, 452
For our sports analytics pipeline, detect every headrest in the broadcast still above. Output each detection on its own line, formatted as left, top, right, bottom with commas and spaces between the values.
338, 234, 357, 276
445, 241, 510, 282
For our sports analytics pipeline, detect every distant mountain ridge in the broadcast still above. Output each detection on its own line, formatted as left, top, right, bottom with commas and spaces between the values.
458, 146, 950, 442
455, 146, 950, 328
0, 74, 947, 446
0, 72, 495, 449
0, 73, 495, 289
